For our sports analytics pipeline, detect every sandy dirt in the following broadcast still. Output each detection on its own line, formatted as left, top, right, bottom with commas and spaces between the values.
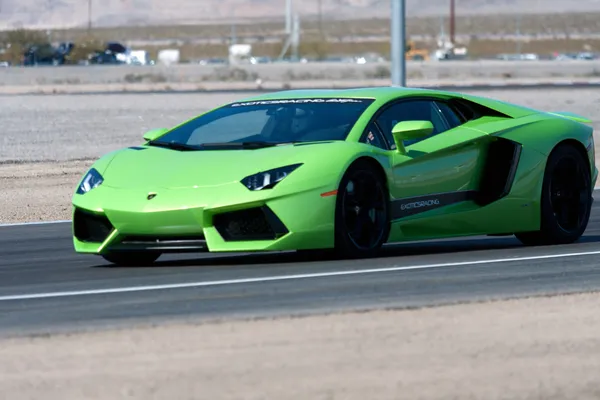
3, 88, 600, 163
0, 161, 92, 223
1, 292, 600, 400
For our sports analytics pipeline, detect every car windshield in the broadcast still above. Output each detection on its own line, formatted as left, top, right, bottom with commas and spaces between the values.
149, 98, 374, 149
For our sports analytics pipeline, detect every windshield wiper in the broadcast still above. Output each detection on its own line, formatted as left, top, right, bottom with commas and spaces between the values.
148, 141, 294, 151
198, 141, 282, 149
147, 141, 199, 151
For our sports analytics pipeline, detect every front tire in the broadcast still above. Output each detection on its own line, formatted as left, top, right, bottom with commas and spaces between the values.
334, 160, 390, 258
101, 252, 161, 266
515, 143, 592, 246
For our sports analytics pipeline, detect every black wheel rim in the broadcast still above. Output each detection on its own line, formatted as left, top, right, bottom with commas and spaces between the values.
549, 156, 589, 233
341, 171, 388, 250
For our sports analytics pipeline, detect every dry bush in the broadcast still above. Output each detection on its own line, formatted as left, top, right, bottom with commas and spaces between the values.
298, 37, 331, 60
0, 29, 49, 64
65, 35, 105, 64
123, 73, 168, 83
203, 67, 259, 82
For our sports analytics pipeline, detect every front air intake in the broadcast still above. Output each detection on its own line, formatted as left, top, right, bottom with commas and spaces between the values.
73, 208, 113, 243
213, 206, 288, 241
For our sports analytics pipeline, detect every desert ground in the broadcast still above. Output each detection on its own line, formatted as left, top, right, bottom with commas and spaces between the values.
2, 87, 600, 399
3, 61, 600, 88
2, 292, 600, 400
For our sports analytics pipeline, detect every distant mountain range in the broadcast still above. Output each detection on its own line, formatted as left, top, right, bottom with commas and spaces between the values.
2, 0, 600, 30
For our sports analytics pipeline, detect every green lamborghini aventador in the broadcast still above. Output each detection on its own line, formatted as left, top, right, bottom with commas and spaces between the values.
72, 87, 597, 266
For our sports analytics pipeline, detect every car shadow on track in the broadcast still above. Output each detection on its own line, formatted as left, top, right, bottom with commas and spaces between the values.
91, 234, 600, 269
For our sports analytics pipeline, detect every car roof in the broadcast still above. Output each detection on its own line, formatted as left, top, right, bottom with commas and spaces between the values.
238, 86, 452, 103
235, 86, 542, 119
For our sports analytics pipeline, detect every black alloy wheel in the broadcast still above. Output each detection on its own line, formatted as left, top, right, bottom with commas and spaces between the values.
549, 156, 589, 233
334, 160, 390, 258
515, 143, 592, 246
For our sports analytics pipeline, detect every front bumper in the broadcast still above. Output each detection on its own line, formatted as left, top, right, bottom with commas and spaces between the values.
72, 182, 337, 254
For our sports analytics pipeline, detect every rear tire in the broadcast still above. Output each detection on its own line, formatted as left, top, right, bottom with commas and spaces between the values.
101, 252, 161, 266
334, 160, 390, 258
515, 143, 592, 246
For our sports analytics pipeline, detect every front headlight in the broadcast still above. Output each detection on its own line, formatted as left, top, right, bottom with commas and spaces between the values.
241, 163, 302, 191
76, 168, 104, 194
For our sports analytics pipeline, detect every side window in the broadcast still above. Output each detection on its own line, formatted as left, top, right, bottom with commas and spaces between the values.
436, 101, 463, 129
360, 122, 388, 149
375, 100, 448, 147
449, 100, 477, 122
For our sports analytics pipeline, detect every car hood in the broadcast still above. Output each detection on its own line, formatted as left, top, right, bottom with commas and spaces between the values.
101, 142, 335, 189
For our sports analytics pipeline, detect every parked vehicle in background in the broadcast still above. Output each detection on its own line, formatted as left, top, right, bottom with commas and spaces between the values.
22, 41, 74, 66
406, 40, 430, 61
87, 51, 124, 65
85, 42, 135, 65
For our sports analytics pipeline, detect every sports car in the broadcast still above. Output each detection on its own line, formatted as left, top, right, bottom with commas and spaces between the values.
72, 87, 597, 266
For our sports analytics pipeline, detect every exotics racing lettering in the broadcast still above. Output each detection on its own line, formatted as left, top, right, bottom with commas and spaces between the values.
231, 98, 366, 107
400, 199, 440, 211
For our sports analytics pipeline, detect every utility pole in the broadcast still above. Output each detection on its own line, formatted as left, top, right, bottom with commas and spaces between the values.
318, 0, 323, 38
87, 0, 92, 33
279, 0, 295, 60
292, 13, 300, 61
450, 0, 455, 44
231, 23, 237, 45
285, 0, 292, 34
391, 0, 406, 86
516, 12, 522, 55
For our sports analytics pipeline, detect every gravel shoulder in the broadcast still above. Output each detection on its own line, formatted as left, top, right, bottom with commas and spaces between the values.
2, 292, 600, 400
0, 160, 91, 223
2, 88, 599, 164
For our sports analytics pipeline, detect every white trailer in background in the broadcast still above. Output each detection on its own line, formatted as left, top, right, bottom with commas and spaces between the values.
128, 50, 151, 65
229, 44, 254, 65
157, 49, 180, 66
433, 38, 469, 61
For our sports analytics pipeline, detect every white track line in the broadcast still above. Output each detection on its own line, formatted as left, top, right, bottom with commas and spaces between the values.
0, 220, 70, 228
2, 249, 600, 302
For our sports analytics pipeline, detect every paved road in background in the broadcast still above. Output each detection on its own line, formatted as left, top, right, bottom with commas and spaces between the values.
5, 82, 600, 97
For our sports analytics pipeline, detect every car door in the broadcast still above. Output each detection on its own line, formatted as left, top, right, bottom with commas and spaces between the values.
372, 98, 491, 221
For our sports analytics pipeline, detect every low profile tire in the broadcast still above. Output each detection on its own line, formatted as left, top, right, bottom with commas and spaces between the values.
334, 160, 390, 258
515, 143, 592, 246
101, 252, 161, 266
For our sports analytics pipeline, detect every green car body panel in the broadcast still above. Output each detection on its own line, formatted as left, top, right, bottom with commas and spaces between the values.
71, 87, 597, 255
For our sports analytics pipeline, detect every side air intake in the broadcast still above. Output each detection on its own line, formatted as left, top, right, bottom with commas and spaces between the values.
476, 138, 522, 206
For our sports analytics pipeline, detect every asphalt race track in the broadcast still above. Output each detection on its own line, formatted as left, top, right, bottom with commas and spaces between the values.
2, 197, 600, 336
